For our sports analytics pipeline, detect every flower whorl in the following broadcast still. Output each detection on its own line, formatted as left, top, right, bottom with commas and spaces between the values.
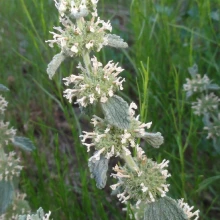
110, 147, 170, 205
63, 56, 124, 106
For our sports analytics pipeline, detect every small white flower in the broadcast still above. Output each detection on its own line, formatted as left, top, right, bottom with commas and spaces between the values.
70, 44, 79, 53
89, 148, 105, 161
95, 84, 101, 94
129, 102, 137, 116
100, 95, 108, 103
135, 199, 142, 209
122, 146, 131, 155
76, 96, 87, 107
91, 117, 101, 127
91, 0, 99, 5
86, 40, 94, 49
94, 134, 106, 142
89, 93, 95, 103
110, 182, 121, 190
158, 159, 169, 169
108, 87, 114, 97
178, 199, 199, 220
105, 145, 114, 159
149, 191, 155, 202
121, 130, 131, 144
140, 183, 148, 192
83, 143, 95, 152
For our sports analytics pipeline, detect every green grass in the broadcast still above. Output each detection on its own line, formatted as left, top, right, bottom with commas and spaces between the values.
1, 0, 220, 219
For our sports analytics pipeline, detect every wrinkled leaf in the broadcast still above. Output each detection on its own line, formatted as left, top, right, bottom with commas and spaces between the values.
144, 197, 187, 220
207, 84, 220, 90
197, 175, 220, 192
188, 64, 198, 77
47, 52, 66, 79
0, 84, 9, 92
12, 136, 36, 152
88, 155, 109, 189
0, 181, 14, 215
139, 132, 164, 148
105, 34, 128, 48
101, 95, 130, 129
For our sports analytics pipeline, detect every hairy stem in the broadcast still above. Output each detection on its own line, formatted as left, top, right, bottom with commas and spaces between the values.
76, 18, 92, 76
0, 148, 6, 160
121, 152, 139, 172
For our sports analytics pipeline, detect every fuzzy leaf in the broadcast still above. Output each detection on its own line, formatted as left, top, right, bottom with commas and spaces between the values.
0, 181, 14, 215
0, 84, 9, 92
144, 197, 187, 220
188, 64, 198, 77
88, 155, 109, 189
105, 34, 128, 48
138, 132, 164, 148
12, 136, 36, 152
47, 52, 66, 79
207, 84, 220, 90
101, 95, 130, 129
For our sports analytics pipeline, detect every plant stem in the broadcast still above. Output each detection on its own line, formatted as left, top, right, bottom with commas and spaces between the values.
121, 152, 139, 172
0, 148, 6, 160
76, 18, 92, 76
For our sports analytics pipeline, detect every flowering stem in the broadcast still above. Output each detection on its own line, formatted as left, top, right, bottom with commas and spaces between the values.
121, 152, 139, 172
0, 148, 6, 160
76, 18, 92, 76
82, 51, 92, 76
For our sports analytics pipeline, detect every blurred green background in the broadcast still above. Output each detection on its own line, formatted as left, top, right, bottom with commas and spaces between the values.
0, 0, 220, 219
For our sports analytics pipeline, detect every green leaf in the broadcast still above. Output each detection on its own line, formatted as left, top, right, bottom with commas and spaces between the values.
139, 132, 164, 148
12, 136, 36, 152
143, 197, 187, 220
105, 34, 128, 48
0, 84, 9, 92
88, 155, 109, 189
47, 52, 66, 79
101, 95, 130, 129
0, 181, 14, 215
197, 175, 220, 192
188, 64, 198, 77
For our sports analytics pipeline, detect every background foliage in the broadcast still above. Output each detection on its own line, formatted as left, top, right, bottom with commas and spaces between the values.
0, 0, 220, 219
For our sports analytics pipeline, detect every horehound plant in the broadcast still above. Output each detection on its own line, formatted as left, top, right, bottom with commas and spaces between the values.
183, 64, 220, 153
46, 1, 199, 219
0, 84, 51, 220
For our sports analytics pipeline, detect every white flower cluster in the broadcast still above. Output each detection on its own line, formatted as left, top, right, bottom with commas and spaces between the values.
0, 95, 8, 114
183, 64, 220, 151
0, 94, 16, 147
110, 147, 170, 205
204, 113, 220, 139
0, 192, 31, 220
0, 121, 16, 146
183, 74, 211, 97
80, 102, 155, 161
63, 56, 124, 106
178, 199, 199, 220
191, 93, 220, 116
46, 15, 112, 57
25, 211, 51, 220
54, 0, 99, 18
0, 151, 23, 181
